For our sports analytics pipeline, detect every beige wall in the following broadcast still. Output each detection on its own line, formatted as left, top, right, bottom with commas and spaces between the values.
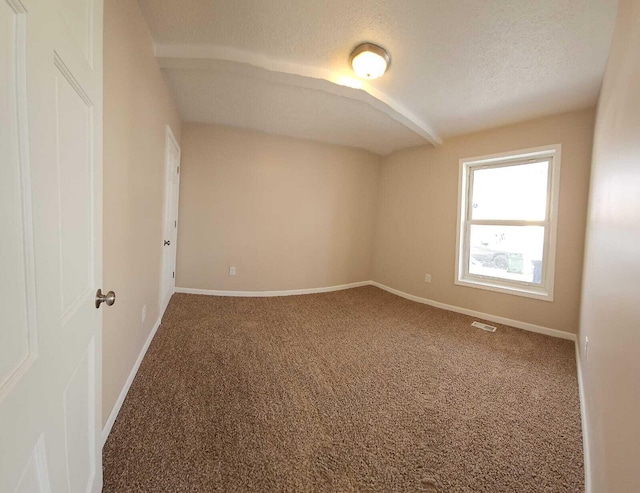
176, 123, 381, 291
102, 0, 181, 426
580, 0, 640, 490
373, 109, 595, 334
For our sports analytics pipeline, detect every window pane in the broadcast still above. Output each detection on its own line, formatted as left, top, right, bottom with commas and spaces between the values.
471, 161, 549, 221
468, 225, 545, 284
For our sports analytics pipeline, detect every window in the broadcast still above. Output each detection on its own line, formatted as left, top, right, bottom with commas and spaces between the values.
455, 145, 561, 301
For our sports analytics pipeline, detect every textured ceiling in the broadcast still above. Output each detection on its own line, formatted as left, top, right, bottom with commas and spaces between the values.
162, 64, 426, 155
137, 0, 617, 154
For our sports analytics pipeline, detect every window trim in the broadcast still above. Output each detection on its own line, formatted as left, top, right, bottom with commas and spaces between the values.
455, 144, 562, 302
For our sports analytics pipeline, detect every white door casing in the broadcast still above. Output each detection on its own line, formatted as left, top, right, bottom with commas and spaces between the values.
160, 126, 181, 313
0, 0, 104, 492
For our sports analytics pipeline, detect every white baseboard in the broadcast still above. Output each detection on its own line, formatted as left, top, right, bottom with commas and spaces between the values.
575, 341, 591, 492
101, 308, 165, 446
175, 280, 575, 340
175, 280, 371, 298
370, 281, 577, 341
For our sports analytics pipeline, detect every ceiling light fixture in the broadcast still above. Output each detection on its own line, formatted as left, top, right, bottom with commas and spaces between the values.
350, 43, 391, 80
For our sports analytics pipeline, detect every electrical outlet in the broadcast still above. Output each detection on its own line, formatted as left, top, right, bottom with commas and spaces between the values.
424, 273, 432, 283
229, 266, 236, 276
141, 305, 147, 324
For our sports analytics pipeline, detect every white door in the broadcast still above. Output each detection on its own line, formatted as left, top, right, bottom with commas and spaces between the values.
0, 0, 105, 491
160, 126, 181, 313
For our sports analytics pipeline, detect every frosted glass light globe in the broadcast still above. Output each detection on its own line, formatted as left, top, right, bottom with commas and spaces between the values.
350, 43, 390, 79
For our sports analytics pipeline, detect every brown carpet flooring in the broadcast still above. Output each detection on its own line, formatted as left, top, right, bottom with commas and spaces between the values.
103, 286, 583, 492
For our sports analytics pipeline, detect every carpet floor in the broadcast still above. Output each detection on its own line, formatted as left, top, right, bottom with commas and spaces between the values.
103, 286, 583, 492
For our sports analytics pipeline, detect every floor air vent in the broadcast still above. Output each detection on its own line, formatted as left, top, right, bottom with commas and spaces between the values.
471, 321, 497, 332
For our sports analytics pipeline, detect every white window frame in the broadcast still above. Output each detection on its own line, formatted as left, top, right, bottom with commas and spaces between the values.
455, 144, 562, 301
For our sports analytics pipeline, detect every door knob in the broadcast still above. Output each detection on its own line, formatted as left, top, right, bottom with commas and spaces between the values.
164, 240, 170, 246
95, 289, 116, 309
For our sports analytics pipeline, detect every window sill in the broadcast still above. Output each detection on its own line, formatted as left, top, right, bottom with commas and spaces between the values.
455, 276, 554, 302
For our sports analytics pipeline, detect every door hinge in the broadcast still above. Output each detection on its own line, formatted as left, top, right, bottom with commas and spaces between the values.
174, 220, 177, 228
172, 271, 175, 279
177, 165, 180, 174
